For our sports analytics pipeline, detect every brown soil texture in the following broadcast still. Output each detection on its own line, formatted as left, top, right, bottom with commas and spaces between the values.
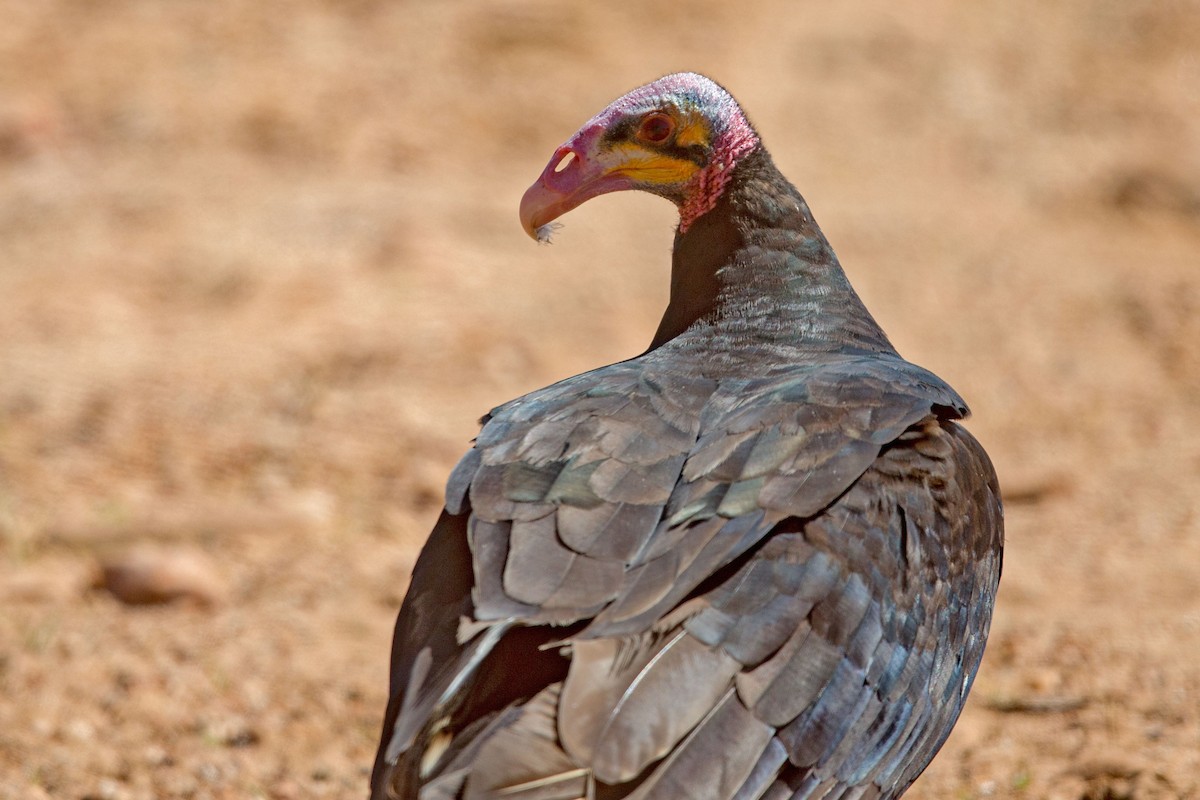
2, 2, 1199, 799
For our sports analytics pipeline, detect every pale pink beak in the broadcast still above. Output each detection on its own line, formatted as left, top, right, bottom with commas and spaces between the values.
519, 125, 632, 240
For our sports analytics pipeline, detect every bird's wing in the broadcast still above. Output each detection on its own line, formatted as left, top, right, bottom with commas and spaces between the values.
459, 355, 967, 630
374, 356, 997, 799
374, 361, 712, 795
661, 419, 1003, 800
457, 361, 716, 624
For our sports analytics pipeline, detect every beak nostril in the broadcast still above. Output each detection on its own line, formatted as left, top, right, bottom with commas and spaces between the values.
553, 151, 576, 173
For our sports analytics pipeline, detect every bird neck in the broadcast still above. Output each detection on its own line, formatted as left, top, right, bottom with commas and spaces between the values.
648, 147, 897, 360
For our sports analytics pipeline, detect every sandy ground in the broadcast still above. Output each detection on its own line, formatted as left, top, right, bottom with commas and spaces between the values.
1, 1, 1199, 798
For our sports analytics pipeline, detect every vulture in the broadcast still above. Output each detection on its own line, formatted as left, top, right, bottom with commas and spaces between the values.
371, 73, 1003, 800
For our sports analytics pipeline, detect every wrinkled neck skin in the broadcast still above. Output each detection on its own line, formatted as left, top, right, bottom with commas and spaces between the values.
647, 147, 897, 366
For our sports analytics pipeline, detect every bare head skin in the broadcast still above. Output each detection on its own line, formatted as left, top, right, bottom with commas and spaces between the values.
519, 72, 760, 242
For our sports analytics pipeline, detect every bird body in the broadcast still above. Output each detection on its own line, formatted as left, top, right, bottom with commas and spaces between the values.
371, 73, 1002, 800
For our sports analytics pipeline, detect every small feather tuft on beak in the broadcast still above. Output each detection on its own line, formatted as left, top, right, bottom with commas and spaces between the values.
534, 222, 562, 244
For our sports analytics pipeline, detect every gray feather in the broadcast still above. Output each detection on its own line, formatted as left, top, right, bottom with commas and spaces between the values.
559, 633, 741, 783
623, 689, 775, 800
461, 686, 585, 800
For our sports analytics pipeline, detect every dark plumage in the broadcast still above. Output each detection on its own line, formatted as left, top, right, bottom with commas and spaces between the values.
370, 73, 1002, 800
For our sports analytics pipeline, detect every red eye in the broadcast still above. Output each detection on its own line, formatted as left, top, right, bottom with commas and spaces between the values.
637, 112, 674, 143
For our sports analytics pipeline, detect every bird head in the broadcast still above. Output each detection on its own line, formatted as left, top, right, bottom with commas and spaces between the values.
519, 73, 761, 242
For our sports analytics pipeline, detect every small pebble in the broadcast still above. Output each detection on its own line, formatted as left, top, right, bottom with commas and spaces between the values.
96, 777, 125, 800
142, 744, 170, 767
66, 718, 96, 742
203, 715, 260, 748
96, 547, 225, 607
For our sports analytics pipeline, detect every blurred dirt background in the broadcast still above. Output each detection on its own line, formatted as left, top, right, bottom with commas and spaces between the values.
1, 1, 1198, 798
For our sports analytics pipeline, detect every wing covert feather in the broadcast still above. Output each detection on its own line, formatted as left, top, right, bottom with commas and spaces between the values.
559, 632, 742, 783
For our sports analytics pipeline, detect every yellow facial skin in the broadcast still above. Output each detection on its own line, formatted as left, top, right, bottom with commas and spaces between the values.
602, 109, 712, 188
673, 116, 710, 149
610, 147, 701, 185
